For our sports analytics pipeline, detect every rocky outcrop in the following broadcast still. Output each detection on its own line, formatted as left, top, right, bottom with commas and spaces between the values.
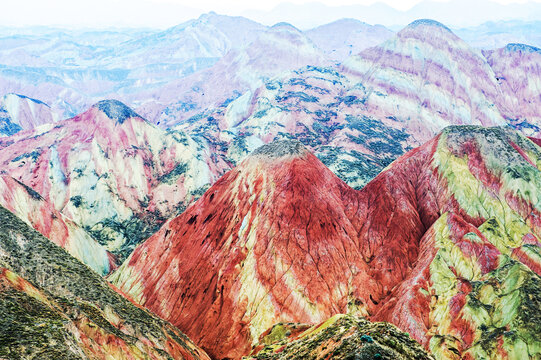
0, 205, 210, 360
111, 127, 541, 359
246, 314, 433, 360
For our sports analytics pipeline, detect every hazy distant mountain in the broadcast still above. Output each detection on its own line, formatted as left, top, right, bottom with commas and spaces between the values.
242, 0, 541, 29
0, 13, 267, 117
454, 20, 541, 49
136, 22, 329, 127
1, 13, 540, 137
306, 19, 394, 61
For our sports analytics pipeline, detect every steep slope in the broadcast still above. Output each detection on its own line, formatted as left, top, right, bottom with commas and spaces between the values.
0, 93, 60, 136
484, 43, 541, 135
138, 22, 328, 127
0, 205, 210, 359
112, 128, 541, 359
343, 19, 506, 140
0, 100, 225, 259
246, 314, 432, 360
306, 19, 394, 61
0, 176, 113, 275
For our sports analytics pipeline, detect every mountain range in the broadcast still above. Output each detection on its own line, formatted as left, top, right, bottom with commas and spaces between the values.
0, 10, 540, 360
1, 103, 540, 358
165, 19, 541, 190
1, 13, 540, 134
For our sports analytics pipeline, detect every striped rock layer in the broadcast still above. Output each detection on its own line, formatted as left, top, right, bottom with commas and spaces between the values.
0, 93, 60, 136
0, 100, 225, 260
175, 21, 541, 191
111, 126, 541, 359
0, 205, 210, 360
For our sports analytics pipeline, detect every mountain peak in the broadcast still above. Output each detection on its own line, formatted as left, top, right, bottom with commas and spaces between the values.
92, 99, 141, 124
251, 140, 308, 159
406, 19, 452, 32
504, 43, 541, 54
395, 18, 459, 43
3, 93, 48, 106
270, 22, 302, 33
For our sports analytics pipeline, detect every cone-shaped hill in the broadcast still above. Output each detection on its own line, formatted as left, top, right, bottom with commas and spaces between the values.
111, 127, 541, 359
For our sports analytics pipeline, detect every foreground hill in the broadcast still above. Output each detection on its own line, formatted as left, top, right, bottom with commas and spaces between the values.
0, 100, 226, 259
111, 127, 541, 359
246, 314, 432, 360
0, 205, 210, 359
0, 175, 113, 275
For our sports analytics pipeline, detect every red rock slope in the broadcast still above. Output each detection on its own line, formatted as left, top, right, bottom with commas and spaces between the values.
111, 127, 541, 359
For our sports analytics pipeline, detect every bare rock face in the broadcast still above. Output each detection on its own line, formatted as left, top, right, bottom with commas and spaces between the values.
251, 139, 307, 158
0, 205, 210, 360
111, 126, 541, 359
246, 314, 433, 360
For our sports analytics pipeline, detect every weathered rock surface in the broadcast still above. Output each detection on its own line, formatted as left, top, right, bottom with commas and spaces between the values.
112, 127, 541, 359
0, 205, 210, 360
